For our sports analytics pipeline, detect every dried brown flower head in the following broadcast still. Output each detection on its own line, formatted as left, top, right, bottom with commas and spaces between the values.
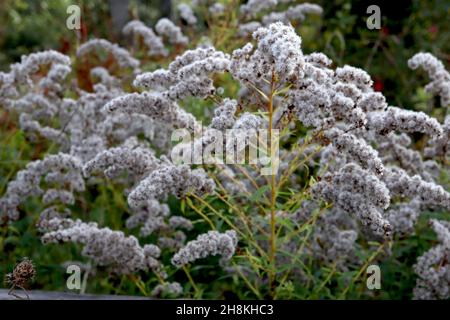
5, 258, 36, 299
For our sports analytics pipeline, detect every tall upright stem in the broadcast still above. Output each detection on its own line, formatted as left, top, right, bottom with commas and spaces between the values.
268, 71, 277, 295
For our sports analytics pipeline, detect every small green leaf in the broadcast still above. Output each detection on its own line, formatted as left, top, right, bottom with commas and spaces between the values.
249, 185, 270, 202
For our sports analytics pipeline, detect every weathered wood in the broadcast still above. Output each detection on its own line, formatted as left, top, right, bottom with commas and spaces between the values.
0, 289, 151, 300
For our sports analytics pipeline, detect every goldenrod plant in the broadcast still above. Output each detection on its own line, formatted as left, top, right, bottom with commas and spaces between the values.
0, 1, 449, 300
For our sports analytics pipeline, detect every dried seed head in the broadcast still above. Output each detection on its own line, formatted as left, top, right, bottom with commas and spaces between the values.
6, 258, 36, 288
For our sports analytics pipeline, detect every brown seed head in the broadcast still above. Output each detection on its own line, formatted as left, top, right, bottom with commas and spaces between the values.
6, 258, 36, 288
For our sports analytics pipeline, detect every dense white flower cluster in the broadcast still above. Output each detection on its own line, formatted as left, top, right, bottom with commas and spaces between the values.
233, 112, 264, 130
254, 22, 304, 81
210, 98, 238, 130
413, 220, 450, 300
0, 50, 74, 150
231, 22, 304, 85
408, 53, 450, 107
171, 230, 238, 267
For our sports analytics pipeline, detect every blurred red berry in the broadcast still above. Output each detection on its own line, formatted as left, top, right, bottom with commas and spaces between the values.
428, 25, 438, 35
381, 27, 389, 36
80, 20, 88, 41
374, 79, 384, 92
58, 37, 71, 54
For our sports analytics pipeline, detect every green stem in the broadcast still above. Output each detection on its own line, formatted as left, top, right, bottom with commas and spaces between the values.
268, 70, 277, 297
183, 266, 200, 297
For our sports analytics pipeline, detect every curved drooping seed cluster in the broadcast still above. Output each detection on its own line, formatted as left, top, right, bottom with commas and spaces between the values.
124, 197, 193, 245
127, 164, 215, 209
232, 23, 449, 243
240, 0, 278, 19
104, 92, 200, 131
178, 3, 197, 25
261, 3, 323, 26
276, 202, 360, 273
0, 153, 84, 222
77, 39, 140, 71
125, 199, 171, 236
171, 230, 238, 267
383, 167, 450, 210
408, 52, 450, 107
238, 1, 322, 37
151, 282, 183, 298
413, 219, 450, 300
8, 50, 71, 88
123, 20, 168, 57
90, 67, 121, 89
41, 218, 166, 277
82, 141, 161, 179
0, 50, 73, 148
207, 3, 224, 16
239, 0, 323, 25
0, 22, 226, 294
113, 47, 230, 131
367, 106, 443, 138
385, 199, 422, 235
312, 163, 392, 237
155, 18, 189, 46
424, 115, 450, 160
377, 133, 438, 182
324, 128, 385, 175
